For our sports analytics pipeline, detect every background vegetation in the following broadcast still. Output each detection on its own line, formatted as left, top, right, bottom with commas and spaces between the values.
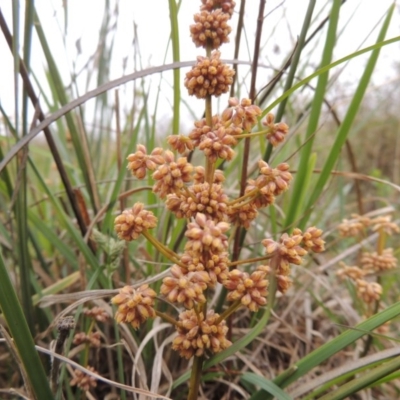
0, 1, 399, 399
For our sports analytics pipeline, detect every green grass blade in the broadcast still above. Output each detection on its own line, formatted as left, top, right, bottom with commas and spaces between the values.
299, 3, 395, 230
250, 299, 400, 400
318, 355, 400, 400
168, 0, 180, 135
241, 373, 293, 400
0, 250, 53, 399
284, 0, 341, 230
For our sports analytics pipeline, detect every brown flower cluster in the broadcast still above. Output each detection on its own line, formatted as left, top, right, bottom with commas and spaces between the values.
356, 279, 382, 303
338, 214, 370, 237
166, 182, 228, 221
172, 309, 231, 359
228, 161, 293, 229
263, 113, 289, 146
127, 145, 164, 179
262, 229, 325, 293
201, 0, 236, 16
370, 215, 400, 235
111, 284, 156, 329
337, 213, 398, 305
73, 331, 101, 348
70, 366, 97, 391
360, 248, 397, 272
185, 51, 235, 98
223, 265, 269, 311
226, 97, 262, 132
191, 9, 231, 49
114, 203, 157, 241
160, 265, 210, 309
83, 306, 109, 322
152, 150, 193, 198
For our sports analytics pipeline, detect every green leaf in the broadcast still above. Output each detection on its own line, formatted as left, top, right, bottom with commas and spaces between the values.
0, 250, 53, 399
241, 373, 293, 400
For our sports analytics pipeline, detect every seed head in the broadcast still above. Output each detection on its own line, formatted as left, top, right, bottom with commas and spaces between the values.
198, 125, 237, 162
160, 264, 210, 308
167, 134, 195, 154
166, 182, 228, 221
257, 161, 292, 196
73, 331, 101, 348
172, 309, 231, 359
190, 9, 231, 49
227, 97, 262, 132
185, 213, 230, 254
356, 279, 382, 303
336, 263, 366, 281
201, 0, 236, 17
114, 203, 157, 241
370, 216, 400, 235
223, 266, 269, 311
127, 145, 164, 179
360, 248, 397, 272
301, 226, 325, 253
227, 201, 258, 229
185, 51, 235, 98
111, 284, 156, 329
152, 152, 193, 198
338, 214, 370, 237
83, 306, 109, 322
263, 113, 289, 146
70, 366, 97, 391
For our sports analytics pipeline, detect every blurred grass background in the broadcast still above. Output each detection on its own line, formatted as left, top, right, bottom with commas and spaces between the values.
0, 1, 400, 399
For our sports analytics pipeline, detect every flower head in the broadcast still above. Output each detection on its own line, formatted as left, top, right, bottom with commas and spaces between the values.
160, 265, 210, 308
152, 151, 193, 198
201, 0, 236, 17
223, 265, 269, 311
127, 145, 164, 179
185, 213, 230, 254
356, 279, 382, 303
263, 113, 289, 146
166, 182, 228, 221
360, 248, 397, 272
111, 284, 156, 329
114, 203, 157, 241
185, 51, 235, 98
190, 9, 231, 49
172, 309, 231, 359
70, 366, 97, 391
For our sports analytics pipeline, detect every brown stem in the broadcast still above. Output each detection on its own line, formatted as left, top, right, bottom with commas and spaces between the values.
232, 0, 266, 263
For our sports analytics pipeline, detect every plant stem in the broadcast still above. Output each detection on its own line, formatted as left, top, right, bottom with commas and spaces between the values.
142, 230, 183, 267
228, 255, 270, 267
187, 355, 204, 400
155, 310, 180, 327
217, 299, 242, 323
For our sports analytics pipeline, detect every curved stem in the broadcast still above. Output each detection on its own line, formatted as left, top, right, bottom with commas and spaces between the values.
155, 310, 180, 327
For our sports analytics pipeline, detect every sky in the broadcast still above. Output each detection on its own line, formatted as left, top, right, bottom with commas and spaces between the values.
0, 0, 399, 133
